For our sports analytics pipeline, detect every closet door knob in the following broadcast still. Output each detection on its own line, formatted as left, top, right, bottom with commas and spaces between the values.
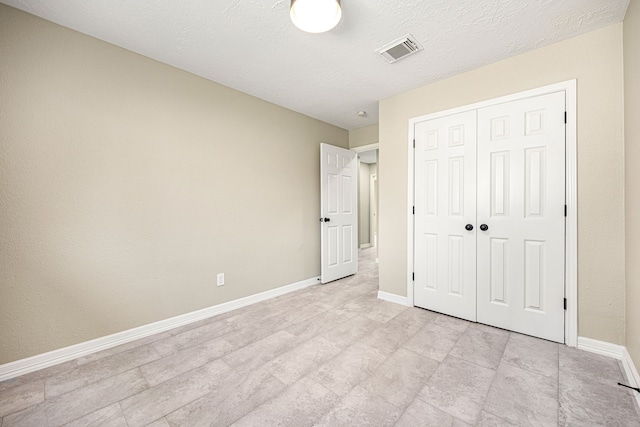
480, 224, 489, 231
465, 224, 474, 231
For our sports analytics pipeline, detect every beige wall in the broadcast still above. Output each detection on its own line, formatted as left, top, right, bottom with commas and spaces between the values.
0, 5, 348, 364
379, 24, 625, 344
625, 1, 640, 368
358, 163, 371, 247
349, 124, 379, 148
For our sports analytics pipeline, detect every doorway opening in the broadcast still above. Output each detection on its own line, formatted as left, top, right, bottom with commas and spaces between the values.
353, 144, 379, 263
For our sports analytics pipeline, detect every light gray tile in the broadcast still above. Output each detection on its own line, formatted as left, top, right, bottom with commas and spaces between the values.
315, 385, 402, 427
336, 292, 380, 314
404, 321, 464, 362
264, 336, 342, 385
145, 418, 170, 427
285, 308, 358, 342
224, 303, 286, 328
417, 355, 496, 425
76, 332, 171, 365
221, 315, 288, 349
559, 345, 626, 387
3, 369, 148, 427
502, 333, 559, 379
432, 314, 470, 333
222, 330, 299, 374
63, 403, 127, 427
45, 344, 160, 398
141, 336, 234, 386
272, 301, 333, 328
309, 341, 387, 396
165, 367, 286, 427
484, 363, 558, 426
362, 300, 408, 324
362, 347, 439, 409
153, 319, 239, 356
0, 380, 43, 418
470, 322, 511, 337
559, 373, 640, 426
120, 359, 238, 427
0, 361, 77, 393
321, 315, 381, 348
317, 283, 376, 307
358, 309, 433, 357
231, 377, 339, 427
394, 308, 440, 331
475, 411, 519, 427
449, 326, 509, 370
166, 314, 235, 337
394, 398, 471, 427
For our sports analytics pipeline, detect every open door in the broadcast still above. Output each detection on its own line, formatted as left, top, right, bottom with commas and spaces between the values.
320, 143, 358, 283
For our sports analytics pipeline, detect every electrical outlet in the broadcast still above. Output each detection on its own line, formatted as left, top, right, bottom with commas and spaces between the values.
217, 273, 225, 287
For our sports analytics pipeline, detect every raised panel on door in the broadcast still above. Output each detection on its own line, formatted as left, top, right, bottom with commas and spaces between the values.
476, 91, 565, 343
321, 144, 358, 283
414, 110, 477, 321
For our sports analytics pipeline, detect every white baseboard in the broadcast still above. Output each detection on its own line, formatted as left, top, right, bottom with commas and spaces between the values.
622, 348, 640, 409
0, 276, 320, 382
377, 291, 409, 307
577, 336, 625, 359
359, 243, 372, 249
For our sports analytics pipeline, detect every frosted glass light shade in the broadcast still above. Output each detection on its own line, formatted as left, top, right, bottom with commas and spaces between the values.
290, 0, 342, 33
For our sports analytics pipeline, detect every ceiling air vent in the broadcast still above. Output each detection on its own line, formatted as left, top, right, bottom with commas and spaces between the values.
376, 34, 423, 63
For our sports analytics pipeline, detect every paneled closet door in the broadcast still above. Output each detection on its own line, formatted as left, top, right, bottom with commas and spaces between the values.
476, 92, 566, 343
414, 111, 477, 322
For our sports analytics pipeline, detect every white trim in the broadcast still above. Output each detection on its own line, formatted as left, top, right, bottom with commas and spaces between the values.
622, 348, 640, 409
0, 276, 320, 382
577, 336, 625, 359
377, 291, 410, 306
351, 142, 379, 153
406, 80, 578, 346
359, 243, 373, 249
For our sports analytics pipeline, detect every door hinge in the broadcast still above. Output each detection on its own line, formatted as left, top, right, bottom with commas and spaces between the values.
412, 272, 415, 281
412, 206, 415, 215
564, 205, 567, 217
564, 298, 567, 310
413, 138, 415, 148
564, 111, 567, 124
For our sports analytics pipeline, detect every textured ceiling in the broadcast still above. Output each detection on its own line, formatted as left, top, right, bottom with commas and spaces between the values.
1, 0, 630, 130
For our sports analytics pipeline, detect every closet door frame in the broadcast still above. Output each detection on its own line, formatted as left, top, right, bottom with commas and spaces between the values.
406, 80, 577, 347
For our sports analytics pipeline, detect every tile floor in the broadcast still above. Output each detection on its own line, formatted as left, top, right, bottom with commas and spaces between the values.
1, 248, 639, 426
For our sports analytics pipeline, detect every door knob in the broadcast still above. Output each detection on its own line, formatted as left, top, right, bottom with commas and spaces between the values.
480, 224, 489, 231
319, 218, 331, 222
465, 224, 474, 231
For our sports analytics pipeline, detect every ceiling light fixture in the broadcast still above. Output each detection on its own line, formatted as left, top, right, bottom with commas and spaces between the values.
290, 0, 342, 33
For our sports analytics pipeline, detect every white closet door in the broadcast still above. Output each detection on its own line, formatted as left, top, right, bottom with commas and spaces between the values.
414, 111, 477, 321
476, 92, 566, 342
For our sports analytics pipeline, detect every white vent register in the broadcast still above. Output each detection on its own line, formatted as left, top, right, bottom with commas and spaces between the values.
376, 34, 423, 63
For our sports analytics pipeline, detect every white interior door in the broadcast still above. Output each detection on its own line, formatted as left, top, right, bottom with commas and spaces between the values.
414, 111, 477, 321
321, 143, 358, 283
476, 92, 566, 342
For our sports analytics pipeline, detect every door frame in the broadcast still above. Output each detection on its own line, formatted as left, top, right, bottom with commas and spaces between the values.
353, 143, 380, 258
370, 173, 377, 248
406, 80, 577, 346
